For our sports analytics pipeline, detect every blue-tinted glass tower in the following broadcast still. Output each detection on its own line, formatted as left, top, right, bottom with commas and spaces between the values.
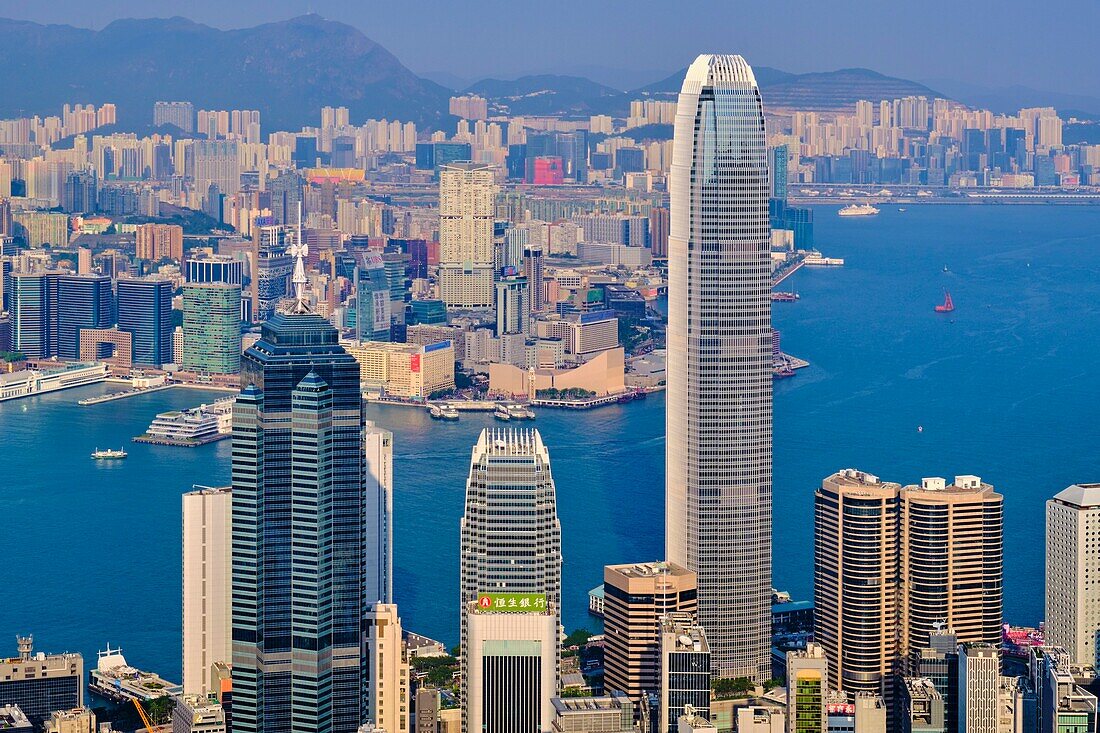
116, 278, 173, 366
231, 311, 368, 733
56, 274, 113, 359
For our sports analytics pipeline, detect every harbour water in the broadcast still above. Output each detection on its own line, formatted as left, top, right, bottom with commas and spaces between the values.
3, 204, 1100, 681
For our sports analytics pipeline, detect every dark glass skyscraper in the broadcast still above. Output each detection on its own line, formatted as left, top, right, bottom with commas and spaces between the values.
231, 311, 367, 733
56, 274, 113, 359
116, 278, 173, 366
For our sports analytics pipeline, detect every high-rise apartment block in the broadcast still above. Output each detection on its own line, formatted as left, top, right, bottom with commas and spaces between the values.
666, 54, 772, 679
364, 423, 393, 606
154, 101, 195, 132
182, 283, 241, 374
231, 311, 368, 733
438, 163, 495, 309
182, 486, 232, 697
957, 644, 999, 733
898, 677, 945, 733
135, 223, 183, 261
602, 561, 697, 704
1046, 483, 1100, 667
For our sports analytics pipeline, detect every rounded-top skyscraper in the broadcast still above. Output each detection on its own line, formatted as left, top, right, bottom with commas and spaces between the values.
666, 54, 772, 680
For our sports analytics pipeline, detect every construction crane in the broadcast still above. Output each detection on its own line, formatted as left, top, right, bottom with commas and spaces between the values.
132, 698, 157, 732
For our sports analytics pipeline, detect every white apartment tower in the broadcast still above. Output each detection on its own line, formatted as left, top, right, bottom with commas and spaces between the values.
365, 422, 394, 605
438, 162, 496, 309
363, 604, 410, 733
182, 485, 232, 696
666, 54, 772, 679
1046, 483, 1100, 666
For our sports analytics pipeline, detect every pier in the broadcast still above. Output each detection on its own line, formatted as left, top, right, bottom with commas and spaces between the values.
78, 383, 176, 405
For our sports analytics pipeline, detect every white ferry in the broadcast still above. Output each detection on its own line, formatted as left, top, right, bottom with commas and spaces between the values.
838, 204, 880, 217
91, 448, 128, 460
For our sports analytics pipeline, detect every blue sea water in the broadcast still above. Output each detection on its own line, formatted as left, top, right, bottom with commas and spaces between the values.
3, 204, 1100, 682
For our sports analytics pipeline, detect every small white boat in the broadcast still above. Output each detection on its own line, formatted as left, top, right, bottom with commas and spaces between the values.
428, 405, 443, 420
440, 407, 460, 421
494, 406, 512, 421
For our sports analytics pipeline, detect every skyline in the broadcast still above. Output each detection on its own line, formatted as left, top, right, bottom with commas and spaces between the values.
2, 1, 1100, 101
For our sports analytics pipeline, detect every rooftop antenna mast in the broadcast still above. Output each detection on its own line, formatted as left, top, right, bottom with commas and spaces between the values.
289, 200, 310, 313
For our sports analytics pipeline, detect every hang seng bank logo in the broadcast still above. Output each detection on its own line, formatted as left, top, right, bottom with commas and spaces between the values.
477, 593, 547, 612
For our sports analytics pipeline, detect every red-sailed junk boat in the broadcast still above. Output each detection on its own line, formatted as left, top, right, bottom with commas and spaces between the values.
935, 290, 954, 313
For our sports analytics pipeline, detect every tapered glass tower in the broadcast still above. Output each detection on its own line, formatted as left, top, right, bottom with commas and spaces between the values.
231, 311, 367, 733
666, 54, 772, 679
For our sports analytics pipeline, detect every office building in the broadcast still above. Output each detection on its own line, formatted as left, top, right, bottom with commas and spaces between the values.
342, 340, 455, 400
494, 277, 529, 337
658, 614, 710, 733
364, 423, 393, 605
62, 170, 97, 214
11, 272, 56, 359
117, 278, 174, 366
251, 224, 293, 323
56, 274, 112, 360
551, 695, 635, 733
463, 598, 558, 733
915, 628, 959, 733
1038, 646, 1097, 733
182, 284, 241, 374
814, 469, 900, 699
1046, 483, 1100, 666
438, 163, 495, 309
898, 678, 945, 733
231, 310, 367, 733
602, 561, 697, 704
364, 604, 410, 733
194, 140, 240, 196
900, 477, 1003, 660
155, 101, 195, 132
182, 486, 232, 697
0, 638, 82, 727
187, 255, 244, 286
268, 171, 302, 226
353, 253, 393, 342
43, 707, 96, 733
416, 688, 440, 733
958, 644, 999, 733
459, 429, 562, 726
0, 706, 31, 733
173, 695, 227, 733
666, 54, 772, 679
851, 694, 886, 733
136, 223, 184, 261
786, 644, 827, 733
524, 245, 545, 314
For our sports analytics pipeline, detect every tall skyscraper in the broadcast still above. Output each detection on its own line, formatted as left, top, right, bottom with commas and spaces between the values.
438, 163, 495, 309
11, 272, 56, 359
183, 283, 241, 374
459, 429, 562, 728
1045, 483, 1100, 667
666, 54, 772, 679
55, 274, 112, 360
231, 310, 367, 733
182, 486, 232, 697
364, 422, 393, 606
814, 469, 900, 699
116, 278, 174, 366
602, 561, 697, 704
900, 476, 1003, 661
464, 596, 558, 733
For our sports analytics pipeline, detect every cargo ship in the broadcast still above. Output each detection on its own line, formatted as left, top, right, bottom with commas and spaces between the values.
838, 204, 879, 217
935, 290, 955, 313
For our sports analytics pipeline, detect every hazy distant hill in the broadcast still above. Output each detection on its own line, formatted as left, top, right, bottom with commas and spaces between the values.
0, 15, 452, 130
464, 75, 623, 116
630, 66, 943, 112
